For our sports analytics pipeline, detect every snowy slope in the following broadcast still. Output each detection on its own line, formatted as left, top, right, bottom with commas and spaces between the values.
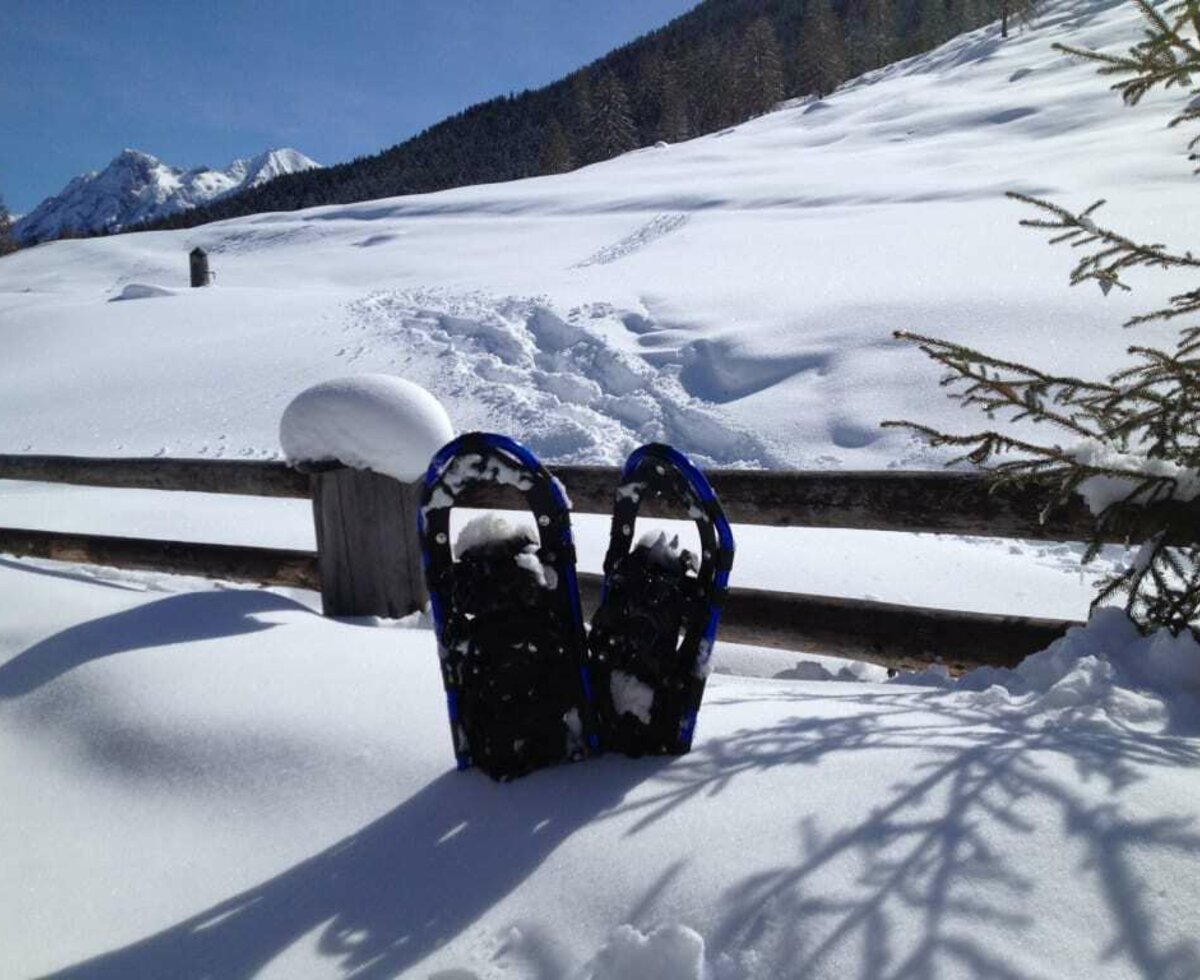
1, 560, 1197, 979
0, 0, 1193, 473
0, 0, 1180, 621
12, 147, 319, 243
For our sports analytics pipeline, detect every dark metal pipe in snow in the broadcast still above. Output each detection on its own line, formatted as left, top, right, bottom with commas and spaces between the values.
189, 247, 211, 287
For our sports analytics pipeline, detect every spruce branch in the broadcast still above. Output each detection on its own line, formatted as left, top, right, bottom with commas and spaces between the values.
888, 319, 1200, 633
892, 0, 1200, 634
895, 331, 1118, 438
1007, 192, 1200, 299
1055, 0, 1200, 163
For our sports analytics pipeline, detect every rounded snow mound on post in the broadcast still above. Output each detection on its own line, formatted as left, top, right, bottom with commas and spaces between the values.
280, 375, 454, 482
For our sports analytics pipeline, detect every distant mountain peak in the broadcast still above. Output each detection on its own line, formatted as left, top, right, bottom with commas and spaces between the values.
13, 147, 320, 244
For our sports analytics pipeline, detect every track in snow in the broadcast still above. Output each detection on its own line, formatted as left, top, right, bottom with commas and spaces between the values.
341, 289, 780, 467
574, 212, 690, 268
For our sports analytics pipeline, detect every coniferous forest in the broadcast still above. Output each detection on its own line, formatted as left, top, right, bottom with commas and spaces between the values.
136, 0, 1017, 234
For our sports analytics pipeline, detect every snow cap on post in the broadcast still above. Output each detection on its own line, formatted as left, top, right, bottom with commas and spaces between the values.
279, 374, 454, 482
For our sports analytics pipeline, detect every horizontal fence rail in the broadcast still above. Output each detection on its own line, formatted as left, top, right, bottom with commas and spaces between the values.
0, 527, 319, 591
0, 454, 311, 498
462, 467, 1193, 544
572, 573, 1076, 672
0, 526, 1074, 671
0, 452, 1141, 672
2, 453, 1187, 544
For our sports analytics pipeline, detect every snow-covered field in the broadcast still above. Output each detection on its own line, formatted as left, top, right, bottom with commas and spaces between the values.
2, 0, 1199, 977
3, 562, 1198, 979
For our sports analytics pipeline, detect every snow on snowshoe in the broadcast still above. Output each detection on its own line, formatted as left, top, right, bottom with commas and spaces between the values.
419, 432, 596, 780
589, 444, 734, 756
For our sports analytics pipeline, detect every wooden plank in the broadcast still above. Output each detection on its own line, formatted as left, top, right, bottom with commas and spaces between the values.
0, 454, 309, 498
467, 467, 1100, 539
0, 525, 1074, 672
0, 454, 1168, 543
1, 453, 1192, 544
0, 527, 319, 590
397, 479, 427, 617
574, 573, 1076, 674
311, 469, 427, 618
463, 466, 1192, 545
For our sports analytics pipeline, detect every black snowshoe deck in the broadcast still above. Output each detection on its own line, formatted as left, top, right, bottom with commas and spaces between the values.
419, 433, 596, 781
589, 444, 735, 756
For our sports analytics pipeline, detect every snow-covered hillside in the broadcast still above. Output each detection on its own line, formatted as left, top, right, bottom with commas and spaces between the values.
12, 147, 319, 243
0, 1, 1193, 472
2, 4, 1200, 977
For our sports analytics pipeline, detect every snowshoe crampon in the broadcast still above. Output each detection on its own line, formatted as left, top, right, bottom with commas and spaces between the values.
419, 433, 596, 780
589, 444, 734, 756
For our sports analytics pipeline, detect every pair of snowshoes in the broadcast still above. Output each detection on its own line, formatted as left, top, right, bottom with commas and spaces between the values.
419, 433, 735, 781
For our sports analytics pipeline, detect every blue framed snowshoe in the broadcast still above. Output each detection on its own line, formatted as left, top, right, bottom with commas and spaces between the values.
419, 432, 597, 780
589, 444, 734, 756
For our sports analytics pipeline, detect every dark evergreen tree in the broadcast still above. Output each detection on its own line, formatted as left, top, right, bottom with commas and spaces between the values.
589, 71, 638, 161
734, 17, 787, 117
569, 71, 595, 162
799, 0, 851, 98
919, 0, 952, 49
863, 0, 898, 70
0, 197, 18, 256
634, 50, 668, 144
958, 0, 982, 32
658, 59, 692, 142
539, 118, 575, 174
1000, 0, 1040, 38
686, 36, 732, 134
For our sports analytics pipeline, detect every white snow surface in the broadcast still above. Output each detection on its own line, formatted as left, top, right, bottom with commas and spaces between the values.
1, 558, 1198, 979
3, 3, 1200, 977
1070, 437, 1200, 514
111, 282, 177, 302
279, 375, 454, 481
581, 924, 707, 980
910, 605, 1200, 724
2, 0, 1195, 471
13, 147, 320, 243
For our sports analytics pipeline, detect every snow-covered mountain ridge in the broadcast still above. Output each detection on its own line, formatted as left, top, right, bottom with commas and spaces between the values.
13, 147, 319, 244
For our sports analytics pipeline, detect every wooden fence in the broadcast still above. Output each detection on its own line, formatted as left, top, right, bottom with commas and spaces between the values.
0, 453, 1137, 673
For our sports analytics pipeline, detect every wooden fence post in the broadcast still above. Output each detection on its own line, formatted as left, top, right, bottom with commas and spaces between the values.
310, 467, 427, 618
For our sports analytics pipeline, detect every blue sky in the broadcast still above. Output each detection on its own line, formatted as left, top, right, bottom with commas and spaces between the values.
1, 0, 697, 214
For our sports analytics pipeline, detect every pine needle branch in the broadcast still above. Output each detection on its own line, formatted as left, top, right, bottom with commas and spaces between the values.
894, 0, 1200, 634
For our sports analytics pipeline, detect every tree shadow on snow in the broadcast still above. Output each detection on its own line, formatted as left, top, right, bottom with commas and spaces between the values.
605, 688, 1200, 980
0, 589, 310, 699
25, 670, 1200, 978
43, 757, 668, 980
